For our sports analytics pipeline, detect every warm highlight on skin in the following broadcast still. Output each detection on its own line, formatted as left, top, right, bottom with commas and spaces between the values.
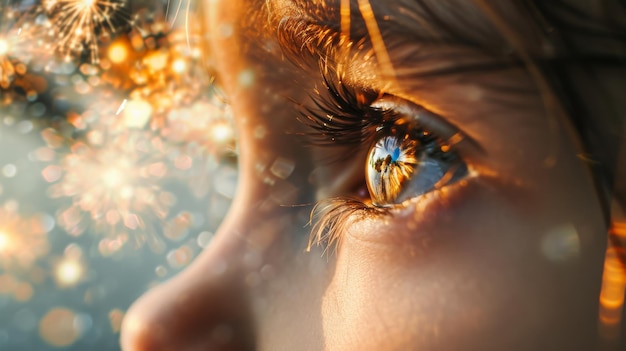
119, 1, 626, 350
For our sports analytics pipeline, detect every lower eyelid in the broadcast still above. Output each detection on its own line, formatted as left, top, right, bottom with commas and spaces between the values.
340, 168, 528, 248
309, 170, 477, 251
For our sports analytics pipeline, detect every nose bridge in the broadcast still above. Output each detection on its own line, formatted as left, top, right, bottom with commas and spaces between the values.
121, 221, 260, 351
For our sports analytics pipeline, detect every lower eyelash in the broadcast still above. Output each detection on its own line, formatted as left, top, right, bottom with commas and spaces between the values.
307, 197, 390, 255
307, 169, 483, 253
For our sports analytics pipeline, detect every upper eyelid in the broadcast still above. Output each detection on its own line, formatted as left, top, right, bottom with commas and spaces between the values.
371, 96, 484, 155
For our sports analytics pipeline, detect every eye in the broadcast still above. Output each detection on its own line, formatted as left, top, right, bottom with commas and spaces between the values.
365, 102, 468, 207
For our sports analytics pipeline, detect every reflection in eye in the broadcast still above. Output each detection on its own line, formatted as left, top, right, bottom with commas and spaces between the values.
366, 120, 467, 206
302, 74, 472, 249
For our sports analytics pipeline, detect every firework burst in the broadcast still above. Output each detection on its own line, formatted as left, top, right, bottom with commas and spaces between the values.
0, 3, 36, 90
0, 202, 50, 270
42, 125, 175, 252
43, 0, 131, 63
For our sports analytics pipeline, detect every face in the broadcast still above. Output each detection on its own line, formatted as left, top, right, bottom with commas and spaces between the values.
121, 0, 610, 350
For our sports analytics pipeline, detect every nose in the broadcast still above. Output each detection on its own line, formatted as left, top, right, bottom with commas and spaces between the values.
120, 221, 256, 351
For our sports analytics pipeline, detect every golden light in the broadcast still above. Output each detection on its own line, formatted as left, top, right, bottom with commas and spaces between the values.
144, 52, 168, 71
0, 39, 8, 56
210, 122, 233, 144
122, 99, 152, 128
102, 168, 124, 189
172, 58, 187, 73
54, 258, 84, 287
0, 208, 50, 268
0, 231, 10, 252
108, 42, 128, 64
44, 0, 129, 63
39, 308, 80, 347
82, 0, 96, 7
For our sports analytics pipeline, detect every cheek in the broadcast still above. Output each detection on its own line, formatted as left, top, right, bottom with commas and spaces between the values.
320, 174, 606, 350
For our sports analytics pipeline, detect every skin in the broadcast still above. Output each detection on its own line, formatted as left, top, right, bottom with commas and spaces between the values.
121, 0, 614, 350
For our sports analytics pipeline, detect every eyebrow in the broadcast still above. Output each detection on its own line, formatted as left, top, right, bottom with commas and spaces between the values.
275, 16, 345, 67
267, 0, 547, 91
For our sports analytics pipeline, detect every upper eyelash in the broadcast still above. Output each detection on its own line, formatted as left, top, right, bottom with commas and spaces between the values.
298, 69, 391, 148
298, 71, 393, 252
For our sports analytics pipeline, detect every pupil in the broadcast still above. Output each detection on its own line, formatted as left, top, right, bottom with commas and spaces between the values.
391, 147, 400, 162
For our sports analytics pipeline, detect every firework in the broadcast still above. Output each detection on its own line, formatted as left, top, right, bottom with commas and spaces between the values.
0, 3, 39, 90
42, 124, 175, 252
126, 27, 214, 130
0, 202, 51, 270
42, 0, 131, 63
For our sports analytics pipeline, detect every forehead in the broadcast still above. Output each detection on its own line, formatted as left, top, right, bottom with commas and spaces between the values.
262, 0, 545, 57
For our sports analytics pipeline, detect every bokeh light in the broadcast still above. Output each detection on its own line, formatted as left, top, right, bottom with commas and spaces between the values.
0, 1, 238, 350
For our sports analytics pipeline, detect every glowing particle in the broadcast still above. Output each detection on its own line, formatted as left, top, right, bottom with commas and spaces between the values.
0, 208, 49, 269
541, 223, 580, 262
174, 154, 192, 170
210, 122, 233, 143
102, 168, 124, 188
0, 231, 10, 252
172, 58, 186, 73
39, 308, 80, 347
253, 125, 267, 139
197, 230, 214, 248
0, 39, 8, 56
2, 164, 17, 178
217, 23, 233, 38
17, 121, 34, 134
237, 69, 255, 87
97, 236, 126, 257
108, 42, 128, 64
42, 165, 63, 183
122, 99, 152, 128
37, 213, 56, 233
54, 258, 84, 287
108, 309, 125, 333
166, 245, 194, 268
270, 157, 295, 180
13, 282, 34, 302
64, 243, 84, 259
163, 211, 192, 241
144, 52, 168, 71
155, 265, 167, 277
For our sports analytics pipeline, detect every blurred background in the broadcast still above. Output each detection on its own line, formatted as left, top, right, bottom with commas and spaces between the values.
0, 1, 237, 349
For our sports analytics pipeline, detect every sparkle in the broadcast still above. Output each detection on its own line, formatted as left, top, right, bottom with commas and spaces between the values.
0, 230, 9, 251
43, 0, 131, 63
46, 127, 174, 251
0, 206, 50, 270
54, 258, 84, 287
0, 39, 8, 56
210, 122, 234, 144
108, 41, 128, 63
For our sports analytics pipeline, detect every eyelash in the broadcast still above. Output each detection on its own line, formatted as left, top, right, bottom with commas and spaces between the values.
298, 71, 384, 252
302, 70, 454, 252
299, 71, 391, 149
